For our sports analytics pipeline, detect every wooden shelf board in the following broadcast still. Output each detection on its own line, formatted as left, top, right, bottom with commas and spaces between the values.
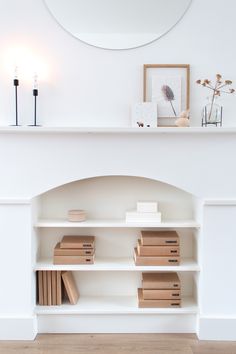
35, 296, 197, 315
35, 219, 200, 228
35, 257, 200, 272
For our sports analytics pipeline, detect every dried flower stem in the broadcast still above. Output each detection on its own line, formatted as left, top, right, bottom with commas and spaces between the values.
208, 81, 218, 121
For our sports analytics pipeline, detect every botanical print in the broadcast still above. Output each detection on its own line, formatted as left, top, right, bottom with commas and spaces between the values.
151, 76, 181, 118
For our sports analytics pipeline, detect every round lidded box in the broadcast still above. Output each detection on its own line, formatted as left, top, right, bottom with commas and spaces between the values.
68, 209, 86, 222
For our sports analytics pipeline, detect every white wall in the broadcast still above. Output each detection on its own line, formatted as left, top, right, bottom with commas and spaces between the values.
0, 0, 236, 127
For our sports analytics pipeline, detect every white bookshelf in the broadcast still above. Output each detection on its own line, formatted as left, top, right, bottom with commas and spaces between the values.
35, 296, 197, 315
34, 176, 200, 330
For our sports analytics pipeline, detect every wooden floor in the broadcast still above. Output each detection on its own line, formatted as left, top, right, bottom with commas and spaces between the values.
0, 334, 236, 354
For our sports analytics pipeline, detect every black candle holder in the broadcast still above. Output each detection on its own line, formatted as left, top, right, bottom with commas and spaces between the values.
11, 78, 20, 126
28, 88, 41, 126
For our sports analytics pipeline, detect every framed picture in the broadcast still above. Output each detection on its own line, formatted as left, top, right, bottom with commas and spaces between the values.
143, 64, 190, 123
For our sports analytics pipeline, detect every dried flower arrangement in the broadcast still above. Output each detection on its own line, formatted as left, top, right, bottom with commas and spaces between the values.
161, 85, 177, 116
196, 74, 235, 122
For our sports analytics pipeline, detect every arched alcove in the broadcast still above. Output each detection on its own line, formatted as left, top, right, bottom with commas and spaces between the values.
38, 175, 196, 221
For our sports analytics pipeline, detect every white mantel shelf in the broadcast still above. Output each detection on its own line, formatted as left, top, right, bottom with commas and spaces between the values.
1, 126, 236, 134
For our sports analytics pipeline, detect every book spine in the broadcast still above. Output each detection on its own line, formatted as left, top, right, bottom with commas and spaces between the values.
56, 271, 62, 306
47, 271, 52, 306
51, 271, 57, 306
42, 271, 47, 306
38, 271, 44, 306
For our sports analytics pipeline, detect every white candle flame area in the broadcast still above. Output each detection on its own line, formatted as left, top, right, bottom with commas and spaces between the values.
33, 73, 38, 89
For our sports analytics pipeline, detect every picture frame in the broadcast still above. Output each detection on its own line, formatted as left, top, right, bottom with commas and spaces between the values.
143, 64, 190, 125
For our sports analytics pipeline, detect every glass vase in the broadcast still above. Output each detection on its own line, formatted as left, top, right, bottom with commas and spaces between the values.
202, 96, 222, 127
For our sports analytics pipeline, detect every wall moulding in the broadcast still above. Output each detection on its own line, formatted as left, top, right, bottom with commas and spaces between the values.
0, 199, 31, 205
0, 129, 236, 199
203, 200, 236, 206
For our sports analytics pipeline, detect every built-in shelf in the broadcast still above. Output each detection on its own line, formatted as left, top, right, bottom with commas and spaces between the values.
1, 126, 236, 134
33, 176, 201, 335
35, 257, 200, 272
35, 219, 200, 228
35, 296, 197, 315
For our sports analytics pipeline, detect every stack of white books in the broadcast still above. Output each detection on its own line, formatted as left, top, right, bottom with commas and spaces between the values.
126, 201, 161, 223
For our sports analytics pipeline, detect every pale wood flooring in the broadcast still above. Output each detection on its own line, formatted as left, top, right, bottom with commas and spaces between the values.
0, 334, 236, 354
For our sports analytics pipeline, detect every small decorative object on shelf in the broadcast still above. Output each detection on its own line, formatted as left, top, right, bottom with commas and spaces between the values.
11, 66, 20, 126
29, 73, 41, 126
126, 201, 161, 223
175, 110, 190, 127
196, 74, 235, 127
68, 209, 86, 222
137, 201, 158, 213
131, 102, 158, 127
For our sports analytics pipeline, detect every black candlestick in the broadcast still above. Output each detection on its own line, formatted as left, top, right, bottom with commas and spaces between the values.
11, 78, 20, 126
29, 88, 41, 126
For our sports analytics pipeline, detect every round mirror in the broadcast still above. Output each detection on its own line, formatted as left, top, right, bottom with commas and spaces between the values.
44, 0, 192, 50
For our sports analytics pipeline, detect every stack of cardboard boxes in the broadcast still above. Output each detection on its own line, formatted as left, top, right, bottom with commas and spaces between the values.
134, 230, 180, 266
53, 235, 95, 265
138, 272, 181, 308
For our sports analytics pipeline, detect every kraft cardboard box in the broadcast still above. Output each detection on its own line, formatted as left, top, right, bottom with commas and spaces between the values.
142, 289, 181, 300
60, 235, 95, 249
141, 231, 179, 246
137, 239, 179, 256
142, 272, 181, 289
54, 243, 94, 256
134, 248, 179, 266
138, 288, 181, 308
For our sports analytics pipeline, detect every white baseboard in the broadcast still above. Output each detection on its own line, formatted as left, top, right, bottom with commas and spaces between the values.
38, 314, 196, 334
0, 316, 37, 340
4, 315, 235, 340
198, 316, 236, 341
